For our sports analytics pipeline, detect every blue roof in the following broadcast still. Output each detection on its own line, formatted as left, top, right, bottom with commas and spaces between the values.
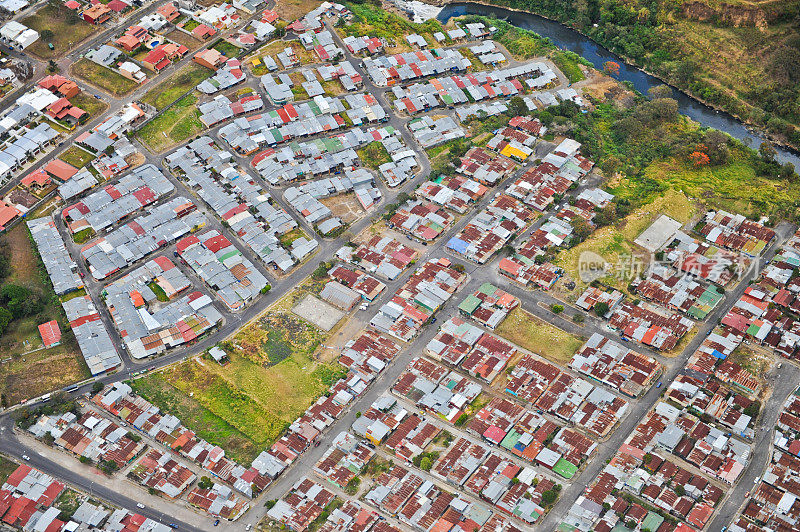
447, 237, 468, 254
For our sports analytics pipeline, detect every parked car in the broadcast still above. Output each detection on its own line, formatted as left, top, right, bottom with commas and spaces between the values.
136, 503, 145, 509
21, 455, 29, 461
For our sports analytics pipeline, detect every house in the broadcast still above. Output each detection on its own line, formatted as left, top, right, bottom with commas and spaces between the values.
191, 23, 216, 40
141, 43, 187, 71
38, 75, 80, 99
119, 61, 146, 83
38, 320, 61, 348
20, 169, 51, 190
193, 48, 224, 70
82, 3, 112, 24
0, 199, 20, 231
157, 2, 180, 22
0, 21, 38, 50
44, 159, 79, 181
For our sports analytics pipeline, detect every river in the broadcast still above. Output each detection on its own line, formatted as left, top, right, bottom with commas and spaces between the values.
437, 2, 800, 170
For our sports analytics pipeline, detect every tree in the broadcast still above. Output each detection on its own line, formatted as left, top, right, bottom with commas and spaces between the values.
603, 61, 620, 77
92, 381, 104, 395
759, 141, 777, 163
0, 307, 12, 335
419, 457, 432, 471
593, 302, 609, 316
40, 29, 54, 41
674, 484, 685, 496
508, 96, 527, 117
550, 304, 564, 314
198, 476, 214, 490
47, 60, 58, 73
648, 85, 673, 100
541, 489, 558, 506
690, 150, 710, 167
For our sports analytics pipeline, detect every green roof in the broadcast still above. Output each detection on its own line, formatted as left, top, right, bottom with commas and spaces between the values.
458, 294, 482, 314
478, 282, 499, 296
642, 511, 664, 531
500, 429, 521, 450
552, 458, 578, 479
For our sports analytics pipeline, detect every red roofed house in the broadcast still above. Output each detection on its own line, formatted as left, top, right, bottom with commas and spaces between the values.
38, 75, 80, 99
107, 0, 128, 12
191, 23, 216, 40
142, 46, 169, 71
21, 169, 51, 190
157, 2, 180, 22
38, 320, 62, 348
64, 0, 81, 9
44, 159, 79, 182
193, 48, 223, 70
82, 3, 112, 24
0, 200, 20, 231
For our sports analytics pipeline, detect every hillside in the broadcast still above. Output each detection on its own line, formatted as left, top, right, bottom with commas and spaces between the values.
451, 0, 800, 150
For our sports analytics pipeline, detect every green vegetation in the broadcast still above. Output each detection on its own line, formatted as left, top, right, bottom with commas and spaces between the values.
71, 228, 94, 244
137, 94, 204, 153
212, 39, 241, 58
148, 282, 169, 302
551, 50, 587, 83
278, 227, 308, 247
342, 2, 444, 44
12, 391, 80, 429
141, 63, 212, 110
356, 142, 391, 170
69, 93, 108, 118
24, 0, 97, 59
55, 488, 82, 522
0, 225, 90, 405
58, 146, 95, 168
71, 59, 138, 97
463, 2, 800, 150
132, 297, 343, 464
0, 455, 18, 484
495, 307, 584, 365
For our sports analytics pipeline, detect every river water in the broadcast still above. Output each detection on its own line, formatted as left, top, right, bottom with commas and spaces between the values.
437, 2, 800, 170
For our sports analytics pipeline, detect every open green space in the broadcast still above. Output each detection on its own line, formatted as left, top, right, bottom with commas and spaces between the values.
58, 146, 95, 168
140, 63, 211, 110
342, 2, 444, 45
0, 224, 90, 406
131, 293, 346, 464
136, 94, 204, 153
495, 307, 584, 365
212, 40, 241, 58
356, 142, 391, 171
69, 93, 108, 119
23, 2, 97, 59
0, 455, 18, 483
72, 59, 138, 97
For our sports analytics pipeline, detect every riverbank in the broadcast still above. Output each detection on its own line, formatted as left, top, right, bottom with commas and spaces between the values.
432, 1, 800, 169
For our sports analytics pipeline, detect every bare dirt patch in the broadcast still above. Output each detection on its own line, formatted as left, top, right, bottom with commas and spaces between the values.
321, 193, 365, 224
292, 294, 345, 331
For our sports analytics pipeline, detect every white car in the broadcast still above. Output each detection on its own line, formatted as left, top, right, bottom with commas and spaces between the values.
21, 455, 29, 461
136, 503, 145, 509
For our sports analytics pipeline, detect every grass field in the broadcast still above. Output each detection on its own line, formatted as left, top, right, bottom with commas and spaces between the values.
555, 189, 697, 294
58, 146, 95, 168
495, 307, 584, 365
0, 224, 90, 404
136, 94, 203, 153
69, 93, 108, 118
140, 63, 211, 110
130, 289, 346, 464
72, 59, 138, 97
212, 40, 241, 58
357, 142, 391, 170
0, 455, 18, 484
23, 3, 97, 59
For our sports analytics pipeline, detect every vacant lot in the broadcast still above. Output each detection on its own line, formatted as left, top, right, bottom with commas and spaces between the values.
0, 224, 89, 404
131, 305, 346, 463
321, 193, 364, 224
69, 93, 108, 118
58, 146, 95, 168
72, 59, 138, 97
0, 456, 17, 483
357, 142, 391, 170
141, 63, 211, 110
23, 3, 97, 59
136, 94, 203, 153
165, 29, 203, 51
555, 189, 696, 295
495, 307, 584, 365
273, 0, 321, 21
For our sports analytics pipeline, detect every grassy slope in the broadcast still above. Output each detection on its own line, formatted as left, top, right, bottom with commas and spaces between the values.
495, 307, 585, 365
475, 0, 800, 148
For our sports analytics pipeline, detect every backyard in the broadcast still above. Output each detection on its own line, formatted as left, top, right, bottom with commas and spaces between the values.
0, 224, 90, 405
71, 59, 139, 97
136, 94, 204, 153
140, 63, 212, 110
58, 146, 95, 168
23, 2, 97, 59
495, 307, 584, 365
69, 93, 108, 118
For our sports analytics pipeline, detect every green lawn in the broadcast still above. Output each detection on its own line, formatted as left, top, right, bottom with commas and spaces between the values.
71, 228, 94, 244
140, 63, 212, 110
212, 40, 241, 58
23, 3, 97, 59
72, 59, 139, 97
59, 146, 95, 168
136, 94, 204, 153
